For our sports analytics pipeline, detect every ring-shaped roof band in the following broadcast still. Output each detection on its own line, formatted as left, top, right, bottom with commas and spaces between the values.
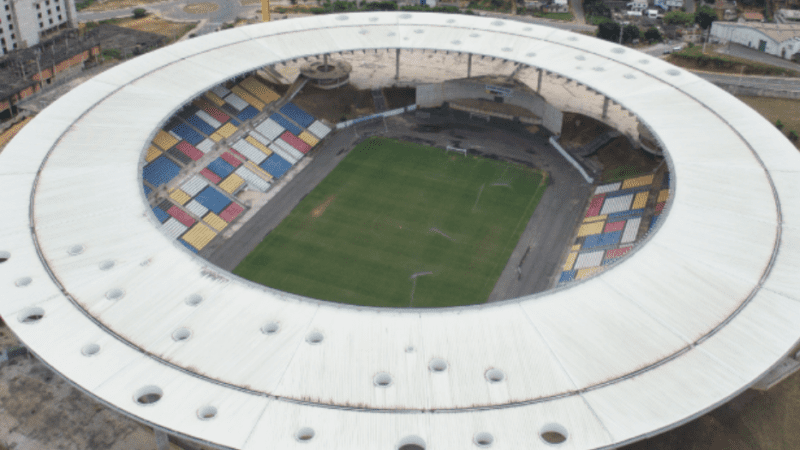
1, 12, 799, 450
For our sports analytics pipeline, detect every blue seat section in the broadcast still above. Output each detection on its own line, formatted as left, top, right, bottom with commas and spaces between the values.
152, 206, 170, 223
195, 186, 231, 214
207, 158, 235, 178
229, 117, 241, 127
172, 123, 204, 145
237, 106, 259, 121
603, 257, 620, 266
559, 270, 577, 283
606, 188, 645, 199
179, 239, 199, 253
280, 103, 314, 128
649, 216, 660, 233
143, 156, 180, 187
270, 113, 302, 136
186, 115, 216, 135
584, 231, 623, 249
260, 154, 292, 179
606, 209, 644, 222
144, 184, 152, 196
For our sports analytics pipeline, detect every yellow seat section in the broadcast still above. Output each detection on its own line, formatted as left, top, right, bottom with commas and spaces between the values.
203, 212, 228, 232
577, 221, 604, 237
245, 135, 272, 155
231, 86, 265, 111
205, 91, 226, 106
0, 116, 32, 147
245, 161, 273, 181
563, 252, 577, 271
209, 132, 223, 142
632, 191, 649, 209
217, 123, 237, 138
182, 223, 217, 251
621, 174, 654, 190
298, 131, 319, 147
583, 214, 607, 223
153, 130, 179, 151
240, 77, 280, 104
658, 189, 670, 203
145, 146, 162, 162
576, 267, 604, 280
219, 173, 245, 194
571, 243, 581, 251
169, 189, 191, 205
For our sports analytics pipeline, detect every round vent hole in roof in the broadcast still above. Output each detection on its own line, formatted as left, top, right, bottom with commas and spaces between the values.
68, 245, 84, 256
172, 327, 192, 342
15, 277, 32, 287
397, 435, 426, 450
429, 358, 448, 372
18, 306, 44, 324
99, 260, 115, 271
106, 288, 125, 301
474, 432, 494, 447
185, 294, 203, 306
540, 423, 568, 445
0, 251, 9, 263
197, 405, 218, 420
81, 343, 101, 356
134, 385, 163, 405
374, 372, 393, 387
261, 321, 280, 335
296, 427, 315, 442
485, 368, 505, 383
306, 331, 324, 344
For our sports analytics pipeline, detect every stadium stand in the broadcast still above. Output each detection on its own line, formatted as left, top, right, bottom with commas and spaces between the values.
145, 146, 162, 163
167, 205, 195, 227
207, 157, 236, 179
172, 123, 204, 146
152, 206, 170, 223
238, 106, 259, 121
280, 103, 315, 128
256, 118, 286, 141
231, 86, 266, 111
143, 156, 181, 187
161, 218, 189, 239
201, 168, 222, 184
170, 188, 191, 205
181, 223, 217, 251
260, 153, 293, 178
225, 92, 252, 111
153, 130, 179, 151
280, 131, 312, 154
270, 113, 302, 136
195, 186, 231, 214
239, 76, 281, 104
176, 141, 204, 161
307, 120, 332, 139
186, 114, 217, 135
219, 173, 245, 194
203, 212, 228, 232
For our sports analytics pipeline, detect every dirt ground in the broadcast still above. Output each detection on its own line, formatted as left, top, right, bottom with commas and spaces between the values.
736, 95, 800, 149
183, 2, 219, 13
382, 87, 416, 110
290, 83, 375, 123
558, 112, 611, 147
111, 15, 197, 40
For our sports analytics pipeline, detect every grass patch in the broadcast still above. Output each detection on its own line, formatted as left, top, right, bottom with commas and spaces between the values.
736, 95, 800, 149
603, 165, 641, 182
668, 45, 800, 77
234, 137, 547, 308
526, 11, 574, 20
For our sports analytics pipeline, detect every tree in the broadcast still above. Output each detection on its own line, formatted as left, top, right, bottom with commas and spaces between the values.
622, 24, 640, 43
597, 20, 621, 42
583, 0, 611, 18
695, 5, 718, 30
132, 7, 146, 18
644, 26, 662, 42
776, 119, 784, 130
663, 10, 694, 26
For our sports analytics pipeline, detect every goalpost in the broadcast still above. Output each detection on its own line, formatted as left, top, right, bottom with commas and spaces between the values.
446, 145, 468, 157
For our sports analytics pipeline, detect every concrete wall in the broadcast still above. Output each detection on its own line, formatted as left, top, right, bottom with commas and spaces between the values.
416, 78, 563, 134
711, 22, 800, 59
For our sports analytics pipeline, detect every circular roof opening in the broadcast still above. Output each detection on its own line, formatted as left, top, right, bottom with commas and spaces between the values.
105, 288, 125, 301
429, 358, 448, 372
0, 251, 9, 263
485, 368, 505, 383
540, 423, 568, 445
197, 405, 218, 420
474, 432, 494, 447
15, 277, 32, 287
397, 435, 426, 450
261, 321, 280, 335
373, 372, 393, 387
18, 306, 44, 324
185, 294, 203, 306
99, 260, 115, 271
306, 331, 324, 344
67, 244, 85, 256
134, 385, 163, 405
81, 343, 101, 357
295, 427, 315, 442
172, 327, 192, 342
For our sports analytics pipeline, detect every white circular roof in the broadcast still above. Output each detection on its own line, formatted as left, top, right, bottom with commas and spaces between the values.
1, 12, 800, 450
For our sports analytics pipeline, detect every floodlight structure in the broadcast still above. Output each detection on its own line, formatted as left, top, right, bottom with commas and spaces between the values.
0, 12, 799, 450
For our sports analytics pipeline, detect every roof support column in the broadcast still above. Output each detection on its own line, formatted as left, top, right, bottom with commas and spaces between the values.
603, 96, 610, 119
467, 53, 472, 78
395, 48, 400, 80
537, 69, 542, 92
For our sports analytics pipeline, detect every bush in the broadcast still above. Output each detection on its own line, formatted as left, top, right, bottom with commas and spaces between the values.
776, 119, 784, 130
694, 5, 717, 30
790, 130, 799, 142
644, 26, 662, 43
663, 10, 693, 26
597, 20, 621, 42
622, 24, 640, 44
132, 7, 146, 18
101, 48, 122, 59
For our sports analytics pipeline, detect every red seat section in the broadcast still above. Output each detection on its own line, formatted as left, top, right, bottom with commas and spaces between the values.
176, 141, 203, 161
200, 168, 222, 184
280, 131, 311, 154
221, 151, 243, 167
219, 203, 244, 222
585, 194, 605, 217
605, 246, 632, 258
167, 205, 196, 227
603, 221, 626, 233
198, 101, 230, 123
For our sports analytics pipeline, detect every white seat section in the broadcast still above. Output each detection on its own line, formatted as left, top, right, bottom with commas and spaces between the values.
224, 93, 249, 111
600, 193, 634, 215
594, 182, 621, 195
235, 166, 271, 192
268, 143, 298, 165
181, 175, 209, 197
248, 131, 271, 147
160, 218, 188, 240
196, 110, 222, 129
574, 250, 605, 269
196, 139, 215, 154
211, 84, 231, 98
255, 119, 284, 141
621, 216, 642, 243
232, 139, 268, 164
307, 120, 331, 139
275, 138, 304, 161
185, 199, 209, 217
168, 130, 182, 141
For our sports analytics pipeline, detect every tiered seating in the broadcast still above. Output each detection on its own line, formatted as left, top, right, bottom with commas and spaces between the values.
599, 193, 633, 215
280, 103, 315, 128
143, 156, 181, 187
239, 77, 281, 104
307, 121, 332, 139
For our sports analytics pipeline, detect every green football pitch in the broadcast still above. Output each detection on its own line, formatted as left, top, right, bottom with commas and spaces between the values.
234, 137, 548, 308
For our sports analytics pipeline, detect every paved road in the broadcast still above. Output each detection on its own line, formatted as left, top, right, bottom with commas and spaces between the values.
570, 0, 585, 24
715, 42, 800, 72
693, 71, 800, 92
476, 10, 596, 33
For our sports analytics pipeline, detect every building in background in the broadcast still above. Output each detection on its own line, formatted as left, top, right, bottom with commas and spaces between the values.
0, 0, 78, 54
711, 21, 800, 59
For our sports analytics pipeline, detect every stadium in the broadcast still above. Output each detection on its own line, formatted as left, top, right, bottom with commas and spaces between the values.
1, 11, 799, 450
